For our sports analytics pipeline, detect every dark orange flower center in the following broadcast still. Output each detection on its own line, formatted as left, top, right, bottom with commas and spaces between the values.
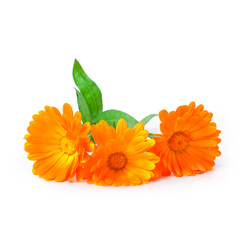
61, 138, 76, 155
108, 152, 127, 170
168, 131, 189, 153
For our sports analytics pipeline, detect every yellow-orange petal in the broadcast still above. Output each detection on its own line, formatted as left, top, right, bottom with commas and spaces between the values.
116, 118, 127, 135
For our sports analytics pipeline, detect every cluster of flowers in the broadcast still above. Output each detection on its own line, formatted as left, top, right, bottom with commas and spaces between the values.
24, 101, 221, 186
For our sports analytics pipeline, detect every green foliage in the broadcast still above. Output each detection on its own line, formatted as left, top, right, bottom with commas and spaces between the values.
95, 110, 139, 128
73, 59, 158, 132
73, 59, 103, 123
148, 133, 159, 138
140, 114, 158, 125
75, 89, 92, 124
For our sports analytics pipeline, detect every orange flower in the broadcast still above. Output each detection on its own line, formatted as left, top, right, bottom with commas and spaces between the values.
149, 135, 171, 180
151, 102, 221, 177
78, 119, 159, 186
24, 103, 94, 182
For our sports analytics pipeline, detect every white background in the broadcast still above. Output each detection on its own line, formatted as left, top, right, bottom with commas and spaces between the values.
0, 1, 239, 239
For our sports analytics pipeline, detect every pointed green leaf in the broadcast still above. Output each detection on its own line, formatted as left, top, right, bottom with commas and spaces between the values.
75, 89, 92, 124
73, 59, 103, 123
95, 109, 139, 129
140, 114, 158, 125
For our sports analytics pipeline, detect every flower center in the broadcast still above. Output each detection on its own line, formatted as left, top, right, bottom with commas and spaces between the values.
61, 138, 76, 155
168, 131, 189, 153
108, 152, 127, 170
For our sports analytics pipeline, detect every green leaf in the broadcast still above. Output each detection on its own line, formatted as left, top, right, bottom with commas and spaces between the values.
140, 114, 158, 125
112, 121, 117, 129
148, 133, 159, 138
75, 89, 92, 124
73, 59, 103, 123
95, 109, 139, 128
88, 133, 95, 144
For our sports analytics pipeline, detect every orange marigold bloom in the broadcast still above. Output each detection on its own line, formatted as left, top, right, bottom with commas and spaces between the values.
151, 102, 221, 177
24, 103, 94, 182
78, 119, 159, 186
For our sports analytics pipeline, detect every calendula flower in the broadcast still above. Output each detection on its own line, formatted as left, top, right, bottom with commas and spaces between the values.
151, 102, 221, 177
24, 103, 94, 182
78, 119, 159, 186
